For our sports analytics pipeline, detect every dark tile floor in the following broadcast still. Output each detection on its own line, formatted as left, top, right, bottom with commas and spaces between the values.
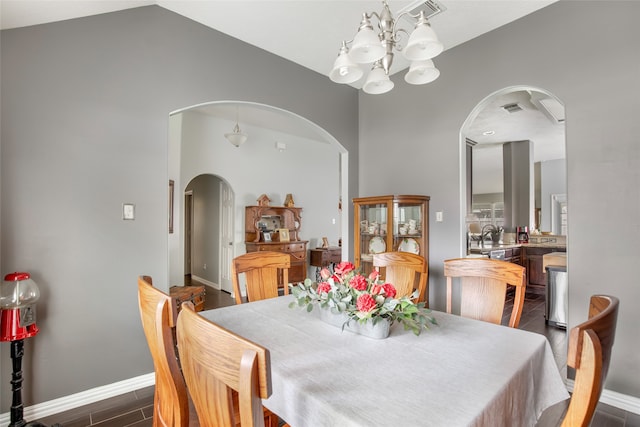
31, 286, 638, 427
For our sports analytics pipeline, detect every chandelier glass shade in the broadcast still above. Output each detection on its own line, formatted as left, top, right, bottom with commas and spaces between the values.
363, 62, 394, 94
224, 122, 247, 147
224, 107, 247, 147
404, 59, 440, 85
330, 1, 442, 94
328, 42, 364, 84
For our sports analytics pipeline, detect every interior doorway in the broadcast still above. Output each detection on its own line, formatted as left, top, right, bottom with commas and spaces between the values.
460, 86, 567, 252
183, 174, 231, 291
219, 180, 234, 293
460, 85, 568, 378
168, 100, 349, 288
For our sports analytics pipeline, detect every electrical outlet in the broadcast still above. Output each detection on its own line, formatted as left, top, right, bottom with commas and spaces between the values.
203, 264, 207, 270
436, 211, 443, 222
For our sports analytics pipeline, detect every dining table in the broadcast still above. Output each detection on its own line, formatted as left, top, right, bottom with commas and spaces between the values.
200, 295, 569, 427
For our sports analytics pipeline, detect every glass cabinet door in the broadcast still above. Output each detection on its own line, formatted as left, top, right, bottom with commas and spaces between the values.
356, 200, 389, 276
353, 195, 429, 277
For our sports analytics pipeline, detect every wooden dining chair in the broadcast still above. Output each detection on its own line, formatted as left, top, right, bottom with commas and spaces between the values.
372, 252, 428, 303
561, 295, 619, 427
137, 276, 189, 427
176, 301, 275, 427
232, 251, 291, 305
443, 258, 526, 328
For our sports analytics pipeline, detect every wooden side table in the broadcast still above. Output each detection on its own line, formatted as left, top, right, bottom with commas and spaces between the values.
309, 247, 342, 280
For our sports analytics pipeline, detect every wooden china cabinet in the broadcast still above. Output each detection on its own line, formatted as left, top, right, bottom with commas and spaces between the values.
353, 195, 430, 277
244, 205, 308, 284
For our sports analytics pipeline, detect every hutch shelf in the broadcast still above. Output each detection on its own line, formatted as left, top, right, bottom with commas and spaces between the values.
244, 205, 308, 284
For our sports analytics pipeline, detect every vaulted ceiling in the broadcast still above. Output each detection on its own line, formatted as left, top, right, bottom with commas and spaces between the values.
2, 1, 564, 193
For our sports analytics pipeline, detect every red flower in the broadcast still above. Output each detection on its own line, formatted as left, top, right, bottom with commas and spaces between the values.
356, 293, 377, 312
317, 282, 332, 294
382, 283, 397, 298
349, 274, 368, 291
368, 270, 380, 281
334, 261, 355, 276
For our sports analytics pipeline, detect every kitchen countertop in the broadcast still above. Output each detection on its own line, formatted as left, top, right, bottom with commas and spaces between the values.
469, 242, 566, 255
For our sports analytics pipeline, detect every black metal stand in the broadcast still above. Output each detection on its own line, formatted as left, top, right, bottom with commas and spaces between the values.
8, 339, 50, 427
9, 339, 26, 427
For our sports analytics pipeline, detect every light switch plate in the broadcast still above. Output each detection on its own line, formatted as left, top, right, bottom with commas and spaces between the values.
123, 203, 135, 220
436, 211, 443, 222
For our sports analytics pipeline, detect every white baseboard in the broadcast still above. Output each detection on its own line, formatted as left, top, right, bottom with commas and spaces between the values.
191, 275, 220, 290
2, 375, 637, 426
0, 373, 154, 426
566, 379, 640, 415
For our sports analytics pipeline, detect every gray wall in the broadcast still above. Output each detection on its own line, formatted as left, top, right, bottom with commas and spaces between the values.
359, 1, 639, 397
0, 6, 359, 408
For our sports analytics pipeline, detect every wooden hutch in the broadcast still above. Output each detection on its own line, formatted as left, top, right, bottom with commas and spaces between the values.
353, 195, 430, 278
244, 205, 308, 284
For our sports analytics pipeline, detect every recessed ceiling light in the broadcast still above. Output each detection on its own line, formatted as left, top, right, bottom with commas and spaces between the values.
482, 130, 495, 136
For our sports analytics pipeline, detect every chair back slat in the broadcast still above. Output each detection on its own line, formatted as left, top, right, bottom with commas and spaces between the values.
562, 295, 619, 427
373, 252, 428, 303
232, 252, 290, 305
460, 277, 508, 324
443, 258, 526, 328
177, 302, 271, 427
137, 276, 189, 427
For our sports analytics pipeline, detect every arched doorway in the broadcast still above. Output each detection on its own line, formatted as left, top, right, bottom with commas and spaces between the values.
460, 86, 566, 254
182, 174, 235, 292
168, 101, 350, 291
459, 86, 567, 341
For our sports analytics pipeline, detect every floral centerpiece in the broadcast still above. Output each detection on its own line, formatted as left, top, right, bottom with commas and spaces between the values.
289, 261, 437, 336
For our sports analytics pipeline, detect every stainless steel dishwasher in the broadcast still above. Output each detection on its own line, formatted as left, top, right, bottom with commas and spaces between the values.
545, 264, 568, 329
542, 252, 567, 329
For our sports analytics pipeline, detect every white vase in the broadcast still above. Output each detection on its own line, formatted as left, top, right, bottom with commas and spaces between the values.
318, 307, 390, 339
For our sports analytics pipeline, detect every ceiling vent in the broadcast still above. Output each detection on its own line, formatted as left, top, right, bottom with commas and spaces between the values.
410, 0, 446, 19
502, 103, 523, 113
400, 0, 447, 24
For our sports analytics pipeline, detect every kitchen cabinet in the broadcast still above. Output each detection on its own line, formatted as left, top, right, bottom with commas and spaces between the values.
353, 195, 430, 277
504, 247, 522, 265
523, 246, 566, 294
244, 205, 308, 284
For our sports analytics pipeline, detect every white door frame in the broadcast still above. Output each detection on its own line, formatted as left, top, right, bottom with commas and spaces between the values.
219, 181, 234, 293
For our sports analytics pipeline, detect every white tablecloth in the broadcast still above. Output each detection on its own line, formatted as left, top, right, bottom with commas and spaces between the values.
200, 295, 569, 427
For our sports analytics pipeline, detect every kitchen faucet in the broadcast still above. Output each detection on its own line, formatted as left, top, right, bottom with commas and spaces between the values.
481, 224, 500, 248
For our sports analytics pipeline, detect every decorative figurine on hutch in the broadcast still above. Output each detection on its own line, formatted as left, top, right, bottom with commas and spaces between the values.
257, 194, 271, 207
284, 193, 295, 207
1, 272, 52, 427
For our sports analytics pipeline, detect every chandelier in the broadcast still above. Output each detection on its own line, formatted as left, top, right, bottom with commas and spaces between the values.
330, 0, 443, 94
224, 107, 247, 147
